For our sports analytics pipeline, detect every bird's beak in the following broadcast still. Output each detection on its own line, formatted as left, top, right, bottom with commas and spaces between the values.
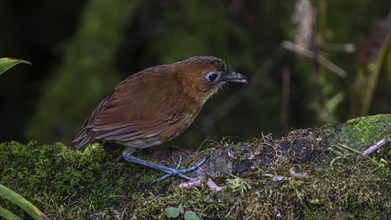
221, 71, 248, 84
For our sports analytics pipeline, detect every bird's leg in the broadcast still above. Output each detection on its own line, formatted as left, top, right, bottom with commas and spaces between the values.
121, 149, 207, 183
115, 147, 142, 162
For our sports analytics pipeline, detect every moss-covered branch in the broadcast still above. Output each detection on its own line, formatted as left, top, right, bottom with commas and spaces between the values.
1, 114, 390, 219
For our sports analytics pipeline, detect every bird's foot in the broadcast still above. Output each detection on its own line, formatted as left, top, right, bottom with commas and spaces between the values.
152, 156, 207, 183
121, 151, 207, 183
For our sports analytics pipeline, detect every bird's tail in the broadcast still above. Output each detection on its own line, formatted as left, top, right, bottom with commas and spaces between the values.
72, 127, 95, 149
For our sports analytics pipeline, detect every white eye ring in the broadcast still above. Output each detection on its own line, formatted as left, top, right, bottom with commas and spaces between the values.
204, 72, 219, 82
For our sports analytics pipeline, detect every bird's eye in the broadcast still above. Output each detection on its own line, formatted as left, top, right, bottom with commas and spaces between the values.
205, 72, 219, 82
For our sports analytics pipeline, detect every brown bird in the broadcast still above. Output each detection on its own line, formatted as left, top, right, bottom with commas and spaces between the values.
73, 56, 247, 182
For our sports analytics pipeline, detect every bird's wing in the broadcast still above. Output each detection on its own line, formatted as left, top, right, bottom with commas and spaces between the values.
87, 69, 196, 147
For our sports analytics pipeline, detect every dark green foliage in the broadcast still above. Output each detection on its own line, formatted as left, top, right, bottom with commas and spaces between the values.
25, 0, 140, 144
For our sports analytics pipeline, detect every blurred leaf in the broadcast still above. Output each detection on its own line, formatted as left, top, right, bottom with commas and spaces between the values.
0, 206, 22, 220
0, 184, 49, 220
0, 58, 31, 75
164, 207, 180, 218
184, 211, 200, 220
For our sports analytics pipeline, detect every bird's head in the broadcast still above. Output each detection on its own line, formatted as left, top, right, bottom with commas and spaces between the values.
173, 56, 247, 103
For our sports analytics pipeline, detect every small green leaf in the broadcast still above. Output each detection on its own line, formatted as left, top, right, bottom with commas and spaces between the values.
164, 207, 180, 218
178, 204, 184, 213
84, 143, 99, 156
0, 57, 31, 75
184, 211, 200, 220
84, 146, 93, 156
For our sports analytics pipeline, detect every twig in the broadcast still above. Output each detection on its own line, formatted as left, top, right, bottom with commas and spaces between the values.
206, 178, 222, 191
289, 167, 309, 178
281, 40, 347, 78
281, 67, 291, 132
178, 178, 222, 191
178, 179, 201, 188
358, 138, 389, 160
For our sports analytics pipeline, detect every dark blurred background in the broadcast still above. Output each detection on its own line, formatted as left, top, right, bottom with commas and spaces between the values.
0, 0, 390, 147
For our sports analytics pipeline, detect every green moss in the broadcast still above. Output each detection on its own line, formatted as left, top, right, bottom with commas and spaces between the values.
1, 115, 390, 218
323, 114, 391, 150
0, 141, 168, 218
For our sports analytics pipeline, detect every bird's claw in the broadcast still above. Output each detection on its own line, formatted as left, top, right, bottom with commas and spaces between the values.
152, 156, 207, 183
121, 152, 207, 183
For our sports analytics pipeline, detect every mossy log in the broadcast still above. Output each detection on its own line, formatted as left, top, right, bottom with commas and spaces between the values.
1, 114, 390, 219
